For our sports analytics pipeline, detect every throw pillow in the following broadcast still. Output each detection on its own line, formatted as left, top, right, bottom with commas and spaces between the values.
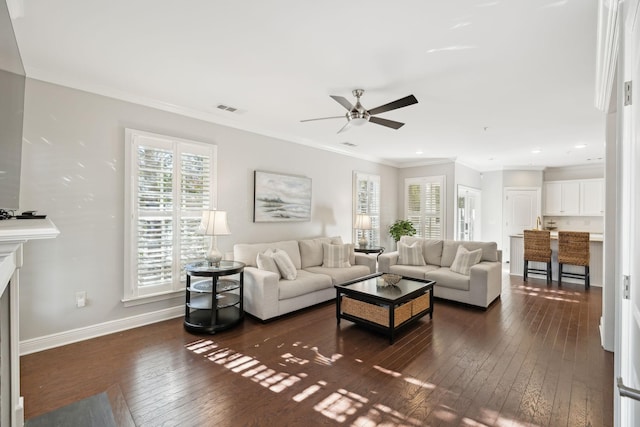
449, 246, 482, 276
256, 249, 281, 279
398, 242, 426, 266
272, 249, 297, 280
322, 243, 352, 268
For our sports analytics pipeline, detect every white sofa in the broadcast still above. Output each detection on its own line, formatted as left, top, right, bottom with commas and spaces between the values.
233, 237, 376, 321
378, 236, 502, 308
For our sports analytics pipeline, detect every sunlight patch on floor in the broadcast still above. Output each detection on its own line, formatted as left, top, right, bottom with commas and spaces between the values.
184, 338, 504, 426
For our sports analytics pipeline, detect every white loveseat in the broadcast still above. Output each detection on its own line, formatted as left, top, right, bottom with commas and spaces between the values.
378, 236, 502, 308
233, 237, 376, 320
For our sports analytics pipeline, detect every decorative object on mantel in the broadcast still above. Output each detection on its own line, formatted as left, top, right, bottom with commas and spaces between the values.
253, 170, 311, 222
389, 219, 417, 242
0, 209, 14, 220
354, 213, 372, 247
198, 210, 231, 267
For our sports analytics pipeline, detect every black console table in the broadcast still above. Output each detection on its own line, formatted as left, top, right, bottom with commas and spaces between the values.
184, 261, 245, 333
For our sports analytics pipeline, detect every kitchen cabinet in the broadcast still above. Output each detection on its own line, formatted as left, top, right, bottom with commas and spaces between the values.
544, 181, 580, 215
580, 179, 605, 216
543, 179, 604, 216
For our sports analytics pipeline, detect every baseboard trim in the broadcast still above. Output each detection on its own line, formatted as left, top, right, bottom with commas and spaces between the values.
20, 306, 184, 355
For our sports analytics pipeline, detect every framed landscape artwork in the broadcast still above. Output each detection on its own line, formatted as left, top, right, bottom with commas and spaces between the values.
254, 171, 312, 222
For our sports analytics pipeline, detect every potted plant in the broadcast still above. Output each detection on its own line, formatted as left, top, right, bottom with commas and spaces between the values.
389, 219, 417, 242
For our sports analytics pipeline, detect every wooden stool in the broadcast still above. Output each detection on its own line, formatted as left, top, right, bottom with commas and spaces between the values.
558, 231, 590, 288
524, 230, 552, 284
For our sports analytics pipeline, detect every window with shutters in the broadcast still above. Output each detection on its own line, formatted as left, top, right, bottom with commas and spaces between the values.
353, 172, 381, 246
405, 176, 445, 239
124, 129, 216, 303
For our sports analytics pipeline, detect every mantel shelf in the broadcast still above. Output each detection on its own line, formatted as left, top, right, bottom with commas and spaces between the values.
0, 218, 60, 243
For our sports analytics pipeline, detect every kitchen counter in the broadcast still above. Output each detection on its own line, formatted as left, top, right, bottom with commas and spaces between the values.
510, 231, 603, 242
509, 232, 603, 286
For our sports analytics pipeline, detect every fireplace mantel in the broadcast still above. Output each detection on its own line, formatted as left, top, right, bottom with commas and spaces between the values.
0, 218, 59, 427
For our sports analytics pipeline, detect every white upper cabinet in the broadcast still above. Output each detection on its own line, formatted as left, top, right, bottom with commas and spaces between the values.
544, 181, 580, 215
579, 179, 605, 216
543, 179, 603, 216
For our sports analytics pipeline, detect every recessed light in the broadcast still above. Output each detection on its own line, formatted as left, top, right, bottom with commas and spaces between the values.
416, 150, 424, 155
575, 144, 587, 149
531, 149, 541, 154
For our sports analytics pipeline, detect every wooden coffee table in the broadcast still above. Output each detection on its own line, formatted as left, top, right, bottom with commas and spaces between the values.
335, 273, 434, 344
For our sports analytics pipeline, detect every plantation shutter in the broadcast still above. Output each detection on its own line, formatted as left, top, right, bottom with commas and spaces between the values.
354, 172, 381, 246
405, 176, 444, 239
126, 129, 216, 300
137, 141, 174, 290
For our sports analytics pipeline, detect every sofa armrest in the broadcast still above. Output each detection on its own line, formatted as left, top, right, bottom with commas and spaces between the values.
355, 253, 376, 274
469, 261, 503, 307
242, 266, 280, 320
378, 251, 399, 273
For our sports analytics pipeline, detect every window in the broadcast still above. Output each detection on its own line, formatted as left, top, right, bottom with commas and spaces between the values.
353, 172, 381, 246
405, 176, 445, 239
124, 129, 216, 303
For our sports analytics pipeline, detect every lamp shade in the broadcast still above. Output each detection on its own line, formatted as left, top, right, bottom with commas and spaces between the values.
198, 210, 231, 236
354, 214, 372, 230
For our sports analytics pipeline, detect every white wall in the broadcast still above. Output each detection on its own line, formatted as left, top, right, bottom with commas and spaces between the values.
18, 79, 397, 341
503, 169, 544, 187
480, 170, 504, 247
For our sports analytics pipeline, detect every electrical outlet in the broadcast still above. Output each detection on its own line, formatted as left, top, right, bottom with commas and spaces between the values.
76, 291, 86, 308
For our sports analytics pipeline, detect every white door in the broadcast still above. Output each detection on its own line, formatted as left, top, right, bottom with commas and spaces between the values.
616, 0, 640, 424
503, 188, 541, 263
457, 185, 481, 241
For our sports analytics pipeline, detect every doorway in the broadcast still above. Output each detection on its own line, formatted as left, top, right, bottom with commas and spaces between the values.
456, 185, 481, 241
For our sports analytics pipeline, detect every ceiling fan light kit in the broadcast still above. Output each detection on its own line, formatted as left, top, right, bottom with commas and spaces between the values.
302, 89, 418, 133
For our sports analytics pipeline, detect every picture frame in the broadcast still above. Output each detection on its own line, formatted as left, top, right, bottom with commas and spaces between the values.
253, 171, 312, 222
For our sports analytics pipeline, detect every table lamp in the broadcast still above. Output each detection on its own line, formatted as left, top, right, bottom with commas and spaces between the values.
354, 213, 372, 248
198, 210, 231, 267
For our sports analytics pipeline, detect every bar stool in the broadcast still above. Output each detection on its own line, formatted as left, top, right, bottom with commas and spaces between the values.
558, 231, 590, 288
523, 230, 552, 284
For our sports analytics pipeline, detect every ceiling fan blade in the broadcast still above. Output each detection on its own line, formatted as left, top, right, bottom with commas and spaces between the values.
367, 95, 418, 116
300, 116, 344, 122
330, 95, 354, 111
369, 116, 405, 130
337, 121, 352, 134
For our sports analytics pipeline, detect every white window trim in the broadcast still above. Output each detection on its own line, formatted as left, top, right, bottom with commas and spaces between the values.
353, 171, 381, 247
404, 175, 446, 239
123, 128, 217, 304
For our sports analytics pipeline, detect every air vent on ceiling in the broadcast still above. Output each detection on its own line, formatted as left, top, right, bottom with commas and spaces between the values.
217, 104, 238, 112
341, 142, 358, 147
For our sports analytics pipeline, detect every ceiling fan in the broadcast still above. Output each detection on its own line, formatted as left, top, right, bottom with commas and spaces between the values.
301, 89, 418, 133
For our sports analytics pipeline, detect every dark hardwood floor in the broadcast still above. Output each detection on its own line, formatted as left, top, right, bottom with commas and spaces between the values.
21, 273, 613, 426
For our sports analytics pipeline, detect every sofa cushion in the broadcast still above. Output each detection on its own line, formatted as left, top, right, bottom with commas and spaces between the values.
425, 267, 470, 291
278, 270, 333, 300
398, 242, 426, 266
449, 246, 482, 276
299, 237, 332, 268
234, 240, 302, 269
322, 243, 353, 268
256, 249, 281, 278
273, 249, 297, 280
460, 241, 499, 262
400, 236, 443, 265
298, 236, 347, 268
305, 265, 371, 285
388, 264, 439, 279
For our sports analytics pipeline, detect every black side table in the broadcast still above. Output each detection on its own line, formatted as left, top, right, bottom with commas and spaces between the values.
184, 260, 245, 333
354, 246, 385, 259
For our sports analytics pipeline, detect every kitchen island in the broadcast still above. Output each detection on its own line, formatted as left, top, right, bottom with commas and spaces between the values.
509, 232, 603, 286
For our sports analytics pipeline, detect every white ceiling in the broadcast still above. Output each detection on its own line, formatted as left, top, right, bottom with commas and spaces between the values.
9, 0, 605, 171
